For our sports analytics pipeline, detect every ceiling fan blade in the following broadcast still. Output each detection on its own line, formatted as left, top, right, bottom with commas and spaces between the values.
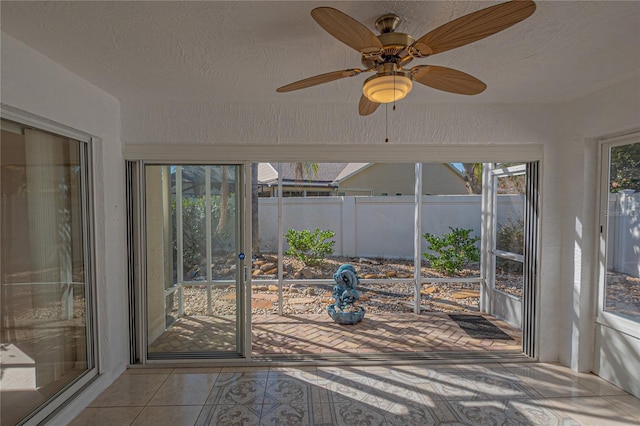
412, 0, 536, 56
276, 69, 362, 93
311, 7, 383, 56
358, 95, 380, 116
412, 65, 486, 95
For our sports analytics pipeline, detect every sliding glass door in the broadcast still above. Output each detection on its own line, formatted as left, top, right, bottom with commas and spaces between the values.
1, 118, 95, 425
128, 158, 539, 361
485, 161, 539, 357
143, 164, 245, 359
489, 163, 526, 328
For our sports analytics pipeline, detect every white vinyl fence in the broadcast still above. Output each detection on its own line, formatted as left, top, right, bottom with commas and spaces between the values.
258, 195, 524, 259
607, 191, 640, 278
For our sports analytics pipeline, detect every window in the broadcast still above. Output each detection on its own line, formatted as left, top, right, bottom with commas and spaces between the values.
1, 118, 95, 424
599, 139, 640, 330
143, 164, 245, 359
493, 166, 526, 299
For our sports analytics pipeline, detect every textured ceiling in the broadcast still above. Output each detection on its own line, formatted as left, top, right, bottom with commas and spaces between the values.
1, 1, 639, 105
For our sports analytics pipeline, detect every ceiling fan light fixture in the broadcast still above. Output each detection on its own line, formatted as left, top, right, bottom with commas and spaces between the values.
363, 73, 413, 103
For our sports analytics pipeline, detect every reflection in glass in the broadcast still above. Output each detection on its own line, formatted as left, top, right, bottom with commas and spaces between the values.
180, 165, 207, 282
495, 257, 523, 299
604, 143, 640, 321
1, 123, 91, 425
145, 165, 241, 356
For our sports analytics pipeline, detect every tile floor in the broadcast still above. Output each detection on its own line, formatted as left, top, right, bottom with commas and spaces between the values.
70, 362, 640, 425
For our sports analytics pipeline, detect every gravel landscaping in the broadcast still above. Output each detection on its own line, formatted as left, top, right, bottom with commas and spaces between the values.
180, 254, 638, 320
182, 254, 517, 316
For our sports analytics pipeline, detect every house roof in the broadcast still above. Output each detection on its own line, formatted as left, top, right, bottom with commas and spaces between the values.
259, 163, 354, 185
258, 163, 278, 184
333, 163, 371, 182
258, 162, 466, 186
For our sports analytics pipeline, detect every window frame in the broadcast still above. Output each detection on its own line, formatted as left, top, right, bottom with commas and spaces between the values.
596, 133, 640, 339
0, 106, 99, 425
491, 163, 527, 300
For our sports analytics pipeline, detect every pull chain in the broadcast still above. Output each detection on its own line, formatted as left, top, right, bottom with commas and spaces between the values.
385, 103, 389, 143
393, 75, 397, 111
385, 76, 398, 143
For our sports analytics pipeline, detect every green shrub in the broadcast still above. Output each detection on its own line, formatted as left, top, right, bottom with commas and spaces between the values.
285, 228, 336, 266
180, 197, 207, 278
172, 195, 235, 280
497, 216, 524, 254
423, 227, 480, 275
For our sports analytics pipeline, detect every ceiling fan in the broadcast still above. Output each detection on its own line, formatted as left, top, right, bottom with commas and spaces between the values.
276, 1, 536, 115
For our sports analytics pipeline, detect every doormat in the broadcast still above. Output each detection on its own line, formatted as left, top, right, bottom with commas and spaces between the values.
448, 314, 514, 340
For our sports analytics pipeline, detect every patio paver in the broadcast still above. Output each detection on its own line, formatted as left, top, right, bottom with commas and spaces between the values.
147, 312, 522, 357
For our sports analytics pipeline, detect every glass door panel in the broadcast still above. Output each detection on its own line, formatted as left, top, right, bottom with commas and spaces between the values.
602, 142, 640, 322
488, 164, 527, 329
1, 122, 93, 425
494, 172, 525, 299
145, 164, 243, 358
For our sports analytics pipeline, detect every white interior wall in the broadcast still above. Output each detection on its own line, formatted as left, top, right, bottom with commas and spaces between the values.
1, 33, 127, 423
556, 75, 640, 395
121, 101, 560, 145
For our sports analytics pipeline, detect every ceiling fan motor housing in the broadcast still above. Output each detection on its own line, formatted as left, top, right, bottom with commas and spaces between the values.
362, 32, 415, 68
360, 14, 414, 68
